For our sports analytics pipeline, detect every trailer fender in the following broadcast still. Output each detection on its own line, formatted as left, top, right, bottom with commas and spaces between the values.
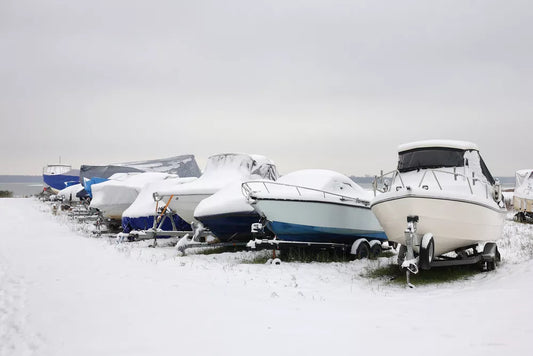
350, 239, 370, 259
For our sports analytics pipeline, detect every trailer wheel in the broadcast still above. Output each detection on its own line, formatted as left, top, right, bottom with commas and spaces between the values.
419, 233, 434, 271
486, 260, 496, 271
354, 241, 370, 259
369, 242, 382, 259
482, 242, 499, 271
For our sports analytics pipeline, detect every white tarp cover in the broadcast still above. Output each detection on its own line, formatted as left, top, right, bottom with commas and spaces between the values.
515, 169, 533, 199
57, 183, 84, 200
90, 172, 176, 218
157, 153, 278, 197
122, 176, 198, 218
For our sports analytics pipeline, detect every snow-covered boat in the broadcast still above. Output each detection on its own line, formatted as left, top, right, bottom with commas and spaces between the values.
513, 169, 533, 222
154, 154, 278, 226
42, 164, 80, 193
79, 154, 201, 196
370, 140, 506, 273
121, 176, 197, 233
89, 172, 176, 220
242, 169, 387, 248
194, 167, 278, 242
57, 183, 85, 202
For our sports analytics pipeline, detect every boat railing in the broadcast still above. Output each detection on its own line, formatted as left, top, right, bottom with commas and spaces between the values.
373, 168, 495, 199
241, 181, 370, 206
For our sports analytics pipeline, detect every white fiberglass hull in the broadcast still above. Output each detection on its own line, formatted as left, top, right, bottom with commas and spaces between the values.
252, 198, 386, 243
371, 191, 505, 256
166, 194, 212, 224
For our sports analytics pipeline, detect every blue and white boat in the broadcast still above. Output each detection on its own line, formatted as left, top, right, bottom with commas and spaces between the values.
42, 164, 80, 193
121, 176, 197, 234
242, 169, 387, 245
194, 173, 277, 242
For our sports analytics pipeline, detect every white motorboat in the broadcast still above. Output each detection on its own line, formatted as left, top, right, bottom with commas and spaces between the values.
243, 169, 387, 250
513, 169, 533, 222
155, 153, 278, 225
370, 140, 506, 272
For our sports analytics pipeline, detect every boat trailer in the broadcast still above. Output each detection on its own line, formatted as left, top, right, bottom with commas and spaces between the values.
514, 211, 533, 224
117, 206, 245, 252
401, 215, 501, 288
246, 223, 386, 262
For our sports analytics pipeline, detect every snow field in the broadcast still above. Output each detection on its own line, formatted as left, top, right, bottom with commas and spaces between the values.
0, 198, 532, 356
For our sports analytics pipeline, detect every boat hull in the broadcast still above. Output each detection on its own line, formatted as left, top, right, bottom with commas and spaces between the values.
166, 194, 211, 224
195, 211, 262, 242
43, 173, 79, 192
121, 214, 191, 233
252, 199, 387, 244
371, 193, 506, 256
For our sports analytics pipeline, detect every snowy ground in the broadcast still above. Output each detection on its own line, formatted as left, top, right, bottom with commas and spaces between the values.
1, 198, 533, 356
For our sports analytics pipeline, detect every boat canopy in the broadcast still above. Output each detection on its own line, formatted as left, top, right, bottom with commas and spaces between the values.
80, 154, 201, 187
43, 164, 74, 175
397, 141, 495, 185
157, 153, 278, 196
398, 140, 479, 152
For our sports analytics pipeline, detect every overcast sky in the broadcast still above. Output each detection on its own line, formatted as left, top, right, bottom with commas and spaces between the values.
1, 0, 531, 176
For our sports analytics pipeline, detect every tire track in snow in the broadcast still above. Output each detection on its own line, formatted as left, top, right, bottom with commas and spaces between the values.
0, 260, 42, 356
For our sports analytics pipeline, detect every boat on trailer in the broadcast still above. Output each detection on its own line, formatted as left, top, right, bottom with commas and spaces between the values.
121, 153, 278, 247
513, 169, 533, 223
89, 172, 175, 221
79, 154, 201, 197
43, 164, 80, 193
194, 180, 276, 243
121, 176, 197, 236
243, 169, 387, 259
154, 153, 278, 226
370, 140, 506, 284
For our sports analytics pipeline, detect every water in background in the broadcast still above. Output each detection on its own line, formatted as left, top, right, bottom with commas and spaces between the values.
0, 183, 44, 197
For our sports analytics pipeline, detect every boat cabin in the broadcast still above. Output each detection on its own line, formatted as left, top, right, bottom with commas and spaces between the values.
396, 140, 495, 184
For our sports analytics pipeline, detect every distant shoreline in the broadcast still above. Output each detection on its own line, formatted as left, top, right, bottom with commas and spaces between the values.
0, 175, 43, 183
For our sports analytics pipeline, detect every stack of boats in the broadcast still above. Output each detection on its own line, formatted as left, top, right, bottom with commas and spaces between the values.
44, 139, 512, 276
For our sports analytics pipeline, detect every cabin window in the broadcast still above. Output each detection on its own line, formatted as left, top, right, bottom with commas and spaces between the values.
398, 148, 466, 172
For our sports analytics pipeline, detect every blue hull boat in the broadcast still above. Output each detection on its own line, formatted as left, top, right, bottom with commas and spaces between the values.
42, 164, 80, 192
267, 221, 387, 245
122, 214, 192, 234
195, 211, 264, 242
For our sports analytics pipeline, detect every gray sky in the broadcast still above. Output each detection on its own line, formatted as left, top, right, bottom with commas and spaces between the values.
1, 0, 532, 176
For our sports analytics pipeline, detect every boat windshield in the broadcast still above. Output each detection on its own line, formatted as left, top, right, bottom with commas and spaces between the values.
398, 148, 465, 172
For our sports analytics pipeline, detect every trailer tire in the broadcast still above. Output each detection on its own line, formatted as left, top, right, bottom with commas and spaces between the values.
353, 241, 370, 259
482, 242, 500, 271
486, 260, 496, 271
419, 233, 434, 270
369, 242, 382, 259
